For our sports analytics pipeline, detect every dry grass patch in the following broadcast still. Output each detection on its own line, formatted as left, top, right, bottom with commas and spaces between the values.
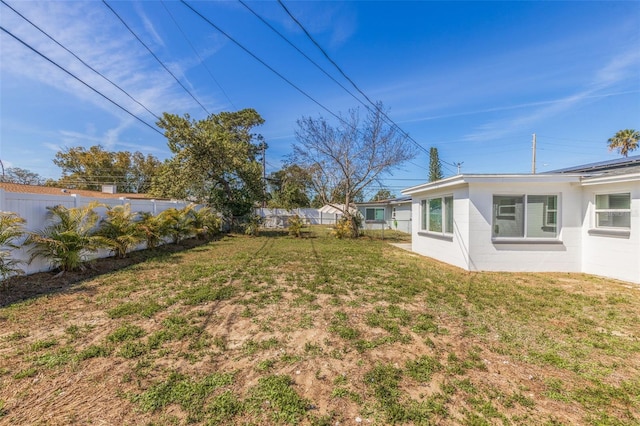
0, 228, 638, 425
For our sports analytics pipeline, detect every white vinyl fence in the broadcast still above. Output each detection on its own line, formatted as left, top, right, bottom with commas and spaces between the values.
256, 208, 345, 228
0, 189, 190, 276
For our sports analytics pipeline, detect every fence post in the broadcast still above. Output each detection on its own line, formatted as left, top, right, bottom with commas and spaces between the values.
0, 189, 5, 211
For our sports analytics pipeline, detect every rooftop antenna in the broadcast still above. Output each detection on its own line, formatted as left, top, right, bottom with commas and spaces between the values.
455, 162, 463, 175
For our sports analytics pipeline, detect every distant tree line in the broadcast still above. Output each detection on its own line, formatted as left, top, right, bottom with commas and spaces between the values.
7, 105, 633, 239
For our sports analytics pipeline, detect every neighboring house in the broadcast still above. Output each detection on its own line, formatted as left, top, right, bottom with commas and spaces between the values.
401, 156, 640, 284
356, 196, 412, 233
0, 182, 152, 200
317, 204, 356, 225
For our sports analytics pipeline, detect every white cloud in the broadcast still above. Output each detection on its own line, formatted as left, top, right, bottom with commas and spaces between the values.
42, 142, 62, 152
462, 48, 640, 143
0, 1, 204, 128
134, 2, 165, 48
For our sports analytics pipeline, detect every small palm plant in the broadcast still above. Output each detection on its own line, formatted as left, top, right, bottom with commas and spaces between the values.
243, 214, 263, 237
190, 206, 221, 240
158, 207, 195, 244
0, 212, 26, 281
97, 204, 144, 258
288, 214, 304, 238
137, 212, 168, 250
26, 202, 105, 273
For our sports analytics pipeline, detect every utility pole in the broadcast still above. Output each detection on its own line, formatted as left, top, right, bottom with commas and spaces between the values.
531, 133, 537, 174
261, 141, 266, 208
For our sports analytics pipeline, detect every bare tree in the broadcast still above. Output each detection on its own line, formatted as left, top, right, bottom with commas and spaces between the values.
293, 103, 417, 237
2, 167, 45, 185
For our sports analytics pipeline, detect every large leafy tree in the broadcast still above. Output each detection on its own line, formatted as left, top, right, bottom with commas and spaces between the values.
151, 109, 265, 218
1, 167, 45, 185
370, 189, 394, 202
608, 129, 639, 157
267, 164, 312, 209
293, 103, 416, 237
52, 145, 161, 193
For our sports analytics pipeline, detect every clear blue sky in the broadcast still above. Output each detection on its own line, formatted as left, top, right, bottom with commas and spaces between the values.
1, 1, 639, 195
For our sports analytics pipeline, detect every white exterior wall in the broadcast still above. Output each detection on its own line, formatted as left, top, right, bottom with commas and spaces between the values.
0, 190, 189, 276
256, 208, 338, 225
391, 202, 412, 233
404, 172, 639, 284
411, 187, 470, 270
581, 181, 640, 283
466, 182, 583, 273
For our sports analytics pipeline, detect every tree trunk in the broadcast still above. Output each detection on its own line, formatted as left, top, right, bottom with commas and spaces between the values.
346, 213, 359, 238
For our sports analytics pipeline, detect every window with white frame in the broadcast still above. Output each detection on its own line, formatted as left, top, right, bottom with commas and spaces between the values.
421, 195, 453, 234
365, 207, 385, 221
492, 194, 558, 239
595, 193, 630, 229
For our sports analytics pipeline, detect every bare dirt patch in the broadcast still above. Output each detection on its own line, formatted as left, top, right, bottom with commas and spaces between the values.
1, 232, 638, 425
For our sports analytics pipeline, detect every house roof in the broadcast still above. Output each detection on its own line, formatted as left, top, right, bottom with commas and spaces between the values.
318, 204, 357, 214
356, 196, 411, 207
0, 182, 152, 200
402, 156, 640, 196
401, 173, 583, 196
547, 155, 640, 174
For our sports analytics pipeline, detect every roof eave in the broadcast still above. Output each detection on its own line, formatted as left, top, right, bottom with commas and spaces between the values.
401, 173, 583, 196
581, 172, 640, 186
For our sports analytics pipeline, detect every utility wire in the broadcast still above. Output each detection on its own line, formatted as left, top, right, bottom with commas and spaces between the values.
102, 0, 210, 116
0, 26, 164, 136
183, 1, 456, 180
277, 0, 438, 160
184, 0, 425, 162
238, 0, 365, 111
180, 0, 342, 123
0, 0, 161, 121
159, 0, 237, 110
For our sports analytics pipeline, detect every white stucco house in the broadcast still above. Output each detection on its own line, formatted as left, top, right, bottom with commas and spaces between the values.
356, 196, 412, 233
401, 156, 640, 284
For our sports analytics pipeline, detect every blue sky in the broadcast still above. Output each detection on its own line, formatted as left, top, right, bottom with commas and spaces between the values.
1, 1, 639, 195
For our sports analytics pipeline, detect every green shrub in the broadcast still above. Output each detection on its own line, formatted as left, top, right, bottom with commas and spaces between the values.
243, 214, 263, 237
26, 202, 105, 272
0, 212, 26, 281
191, 206, 221, 240
288, 215, 304, 238
332, 216, 360, 239
97, 204, 143, 258
158, 207, 195, 244
136, 212, 166, 249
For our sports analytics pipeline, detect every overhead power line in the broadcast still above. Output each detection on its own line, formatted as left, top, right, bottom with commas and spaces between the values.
183, 1, 454, 179
0, 26, 164, 136
180, 0, 343, 123
159, 0, 237, 110
238, 0, 365, 111
277, 0, 438, 160
0, 0, 161, 121
102, 0, 211, 116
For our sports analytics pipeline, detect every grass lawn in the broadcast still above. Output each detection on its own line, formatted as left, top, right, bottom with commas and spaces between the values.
0, 227, 638, 425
